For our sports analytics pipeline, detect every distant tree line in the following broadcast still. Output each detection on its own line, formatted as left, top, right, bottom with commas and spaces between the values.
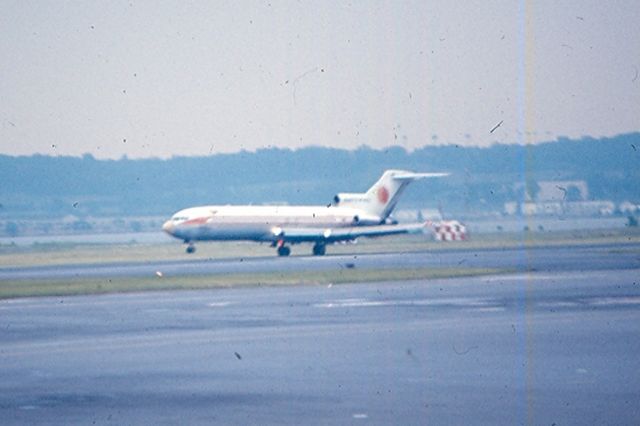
0, 133, 638, 219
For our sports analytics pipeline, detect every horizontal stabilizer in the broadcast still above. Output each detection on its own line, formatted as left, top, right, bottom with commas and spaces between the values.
392, 172, 449, 180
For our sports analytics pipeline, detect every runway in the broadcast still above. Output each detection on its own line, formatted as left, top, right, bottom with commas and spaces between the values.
1, 242, 639, 280
1, 246, 639, 424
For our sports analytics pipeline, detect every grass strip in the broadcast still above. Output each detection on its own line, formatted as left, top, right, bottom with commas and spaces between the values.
2, 229, 639, 268
0, 267, 506, 299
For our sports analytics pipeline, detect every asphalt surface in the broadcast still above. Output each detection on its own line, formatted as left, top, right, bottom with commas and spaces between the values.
1, 244, 639, 425
1, 243, 639, 280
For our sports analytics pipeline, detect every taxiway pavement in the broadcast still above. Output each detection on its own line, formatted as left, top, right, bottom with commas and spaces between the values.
1, 243, 639, 280
1, 252, 639, 424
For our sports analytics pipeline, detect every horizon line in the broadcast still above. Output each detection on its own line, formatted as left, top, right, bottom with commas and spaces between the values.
0, 131, 638, 161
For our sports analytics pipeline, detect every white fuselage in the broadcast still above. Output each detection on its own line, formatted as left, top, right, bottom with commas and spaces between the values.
162, 170, 448, 255
162, 204, 381, 242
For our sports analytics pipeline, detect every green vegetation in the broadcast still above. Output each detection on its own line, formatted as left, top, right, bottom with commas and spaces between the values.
0, 267, 505, 300
2, 228, 639, 268
1, 229, 638, 299
1, 133, 638, 219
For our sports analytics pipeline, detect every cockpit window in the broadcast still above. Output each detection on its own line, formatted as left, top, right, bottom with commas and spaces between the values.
172, 216, 188, 222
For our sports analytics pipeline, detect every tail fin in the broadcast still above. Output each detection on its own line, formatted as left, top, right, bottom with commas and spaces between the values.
334, 170, 448, 220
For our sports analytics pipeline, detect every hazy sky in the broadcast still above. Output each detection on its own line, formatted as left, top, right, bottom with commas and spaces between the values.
1, 1, 639, 159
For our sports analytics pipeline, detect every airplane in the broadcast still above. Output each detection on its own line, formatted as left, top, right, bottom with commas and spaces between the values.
162, 169, 448, 256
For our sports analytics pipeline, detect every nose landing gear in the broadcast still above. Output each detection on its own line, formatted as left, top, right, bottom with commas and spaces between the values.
185, 242, 196, 254
275, 239, 291, 257
277, 245, 291, 257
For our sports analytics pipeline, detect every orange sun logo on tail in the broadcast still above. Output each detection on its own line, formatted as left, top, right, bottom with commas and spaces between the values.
377, 186, 389, 204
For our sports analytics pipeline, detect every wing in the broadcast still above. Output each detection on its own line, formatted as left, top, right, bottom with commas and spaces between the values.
271, 223, 428, 244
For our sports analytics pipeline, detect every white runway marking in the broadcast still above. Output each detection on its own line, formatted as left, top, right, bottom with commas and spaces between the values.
314, 297, 501, 310
589, 296, 640, 307
207, 301, 232, 307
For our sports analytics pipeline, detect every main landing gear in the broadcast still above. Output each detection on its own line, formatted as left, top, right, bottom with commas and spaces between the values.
275, 242, 326, 257
312, 243, 326, 256
185, 242, 196, 254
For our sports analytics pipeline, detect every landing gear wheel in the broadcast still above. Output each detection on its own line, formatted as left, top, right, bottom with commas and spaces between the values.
277, 246, 291, 257
186, 244, 196, 254
312, 243, 326, 256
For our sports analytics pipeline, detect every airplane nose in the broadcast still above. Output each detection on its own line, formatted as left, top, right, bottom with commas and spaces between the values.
162, 220, 174, 234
